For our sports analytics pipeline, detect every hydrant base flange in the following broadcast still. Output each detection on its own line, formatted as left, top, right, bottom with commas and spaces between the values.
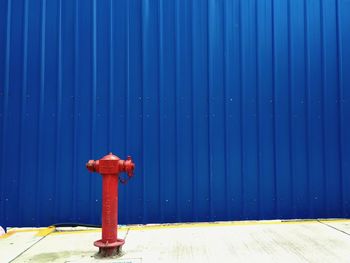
94, 238, 125, 257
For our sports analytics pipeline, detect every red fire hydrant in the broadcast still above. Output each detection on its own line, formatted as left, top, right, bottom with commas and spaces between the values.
86, 152, 135, 257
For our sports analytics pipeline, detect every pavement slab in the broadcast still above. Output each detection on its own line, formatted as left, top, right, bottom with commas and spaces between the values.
2, 220, 350, 263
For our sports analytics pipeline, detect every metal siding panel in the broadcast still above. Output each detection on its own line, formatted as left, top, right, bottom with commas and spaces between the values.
127, 0, 144, 224
4, 0, 24, 226
90, 0, 99, 224
53, 0, 63, 225
257, 0, 276, 219
0, 0, 11, 226
40, 0, 58, 226
322, 0, 342, 217
224, 0, 244, 221
110, 1, 127, 162
22, 0, 42, 226
1, 0, 350, 227
338, 0, 350, 217
241, 0, 259, 219
142, 0, 160, 223
58, 0, 75, 224
192, 0, 210, 222
176, 0, 193, 222
290, 0, 309, 218
273, 0, 293, 219
95, 0, 113, 222
208, 0, 226, 221
0, 0, 7, 91
75, 0, 93, 224
18, 0, 29, 226
38, 0, 50, 226
159, 0, 177, 223
71, 0, 78, 223
307, 0, 326, 218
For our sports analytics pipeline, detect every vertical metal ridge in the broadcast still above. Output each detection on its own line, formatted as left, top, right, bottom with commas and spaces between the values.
157, 0, 161, 222
238, 0, 244, 219
1, 0, 11, 225
319, 0, 327, 216
108, 0, 113, 151
174, 0, 179, 222
123, 0, 128, 157
335, 0, 344, 216
15, 0, 24, 226
18, 0, 29, 226
72, 0, 79, 221
35, 0, 46, 226
90, 0, 97, 222
125, 0, 131, 222
255, 0, 261, 219
126, 0, 131, 152
222, 0, 228, 219
271, 0, 277, 217
190, 0, 197, 221
287, 0, 294, 217
206, 0, 212, 221
54, 0, 63, 222
140, 0, 146, 223
304, 0, 311, 216
158, 0, 163, 222
190, 0, 195, 221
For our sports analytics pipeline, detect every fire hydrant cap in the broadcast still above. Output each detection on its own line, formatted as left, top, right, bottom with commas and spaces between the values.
86, 160, 96, 172
125, 156, 135, 176
101, 152, 120, 161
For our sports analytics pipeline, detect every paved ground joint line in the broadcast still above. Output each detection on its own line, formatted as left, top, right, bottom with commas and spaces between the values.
124, 227, 131, 241
317, 219, 350, 238
8, 228, 55, 263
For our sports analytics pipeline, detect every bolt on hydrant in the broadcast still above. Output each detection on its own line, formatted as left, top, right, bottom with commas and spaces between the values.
86, 152, 135, 257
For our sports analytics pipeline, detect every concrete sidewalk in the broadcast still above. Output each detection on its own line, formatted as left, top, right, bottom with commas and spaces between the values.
1, 219, 350, 263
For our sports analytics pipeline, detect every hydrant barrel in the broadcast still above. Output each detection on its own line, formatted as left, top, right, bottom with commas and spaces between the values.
101, 173, 119, 243
86, 152, 135, 257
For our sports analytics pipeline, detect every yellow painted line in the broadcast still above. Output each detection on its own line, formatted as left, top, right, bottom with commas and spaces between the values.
3, 219, 350, 238
0, 228, 45, 239
3, 228, 41, 234
0, 227, 56, 239
49, 219, 350, 236
0, 231, 15, 239
35, 226, 56, 237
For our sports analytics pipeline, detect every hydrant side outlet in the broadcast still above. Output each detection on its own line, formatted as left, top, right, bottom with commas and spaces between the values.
86, 152, 135, 257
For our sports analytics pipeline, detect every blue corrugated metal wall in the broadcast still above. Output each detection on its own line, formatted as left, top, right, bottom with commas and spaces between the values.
0, 0, 350, 227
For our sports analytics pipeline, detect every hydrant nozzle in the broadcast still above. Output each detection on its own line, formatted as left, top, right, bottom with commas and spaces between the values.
86, 152, 135, 257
